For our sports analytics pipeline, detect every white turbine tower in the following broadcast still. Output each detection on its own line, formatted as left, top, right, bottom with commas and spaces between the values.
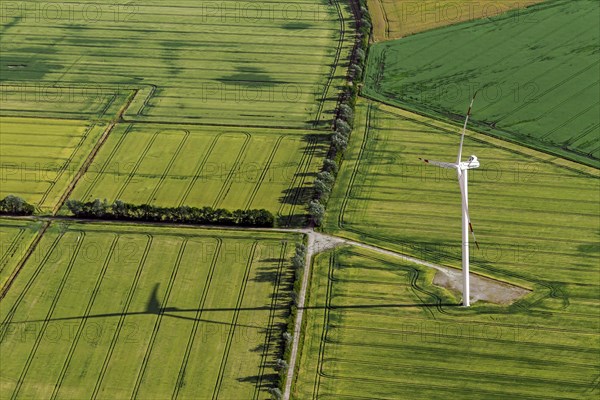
419, 92, 480, 307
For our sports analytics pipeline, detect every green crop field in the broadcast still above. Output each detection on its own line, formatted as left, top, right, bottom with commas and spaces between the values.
1, 0, 350, 128
0, 219, 40, 290
294, 246, 599, 399
0, 222, 299, 399
364, 0, 600, 166
68, 123, 328, 224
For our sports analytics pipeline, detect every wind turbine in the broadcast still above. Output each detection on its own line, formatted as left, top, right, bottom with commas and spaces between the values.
419, 92, 480, 307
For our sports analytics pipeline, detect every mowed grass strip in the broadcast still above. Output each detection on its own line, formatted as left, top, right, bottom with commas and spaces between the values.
364, 0, 600, 166
0, 222, 298, 399
326, 101, 599, 298
367, 0, 544, 41
0, 117, 108, 213
293, 247, 599, 399
1, 0, 351, 128
69, 124, 328, 221
0, 219, 41, 290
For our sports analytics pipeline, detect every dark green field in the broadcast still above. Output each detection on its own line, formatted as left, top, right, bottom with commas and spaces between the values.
363, 0, 600, 166
294, 246, 599, 399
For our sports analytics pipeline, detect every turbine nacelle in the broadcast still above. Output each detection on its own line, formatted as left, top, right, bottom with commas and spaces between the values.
459, 155, 480, 170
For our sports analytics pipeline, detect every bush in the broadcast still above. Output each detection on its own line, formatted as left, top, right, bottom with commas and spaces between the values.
308, 200, 325, 226
275, 358, 289, 371
268, 388, 283, 400
332, 133, 348, 152
291, 253, 304, 269
0, 195, 35, 216
355, 48, 366, 63
338, 103, 354, 123
335, 119, 352, 136
317, 171, 335, 186
352, 64, 363, 80
323, 159, 339, 174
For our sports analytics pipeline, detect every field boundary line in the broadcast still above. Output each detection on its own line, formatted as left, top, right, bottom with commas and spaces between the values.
53, 89, 139, 215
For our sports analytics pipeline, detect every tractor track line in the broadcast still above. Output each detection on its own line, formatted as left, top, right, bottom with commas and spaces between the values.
211, 242, 257, 399
11, 232, 86, 400
131, 238, 188, 399
50, 235, 120, 400
91, 234, 153, 400
172, 238, 222, 400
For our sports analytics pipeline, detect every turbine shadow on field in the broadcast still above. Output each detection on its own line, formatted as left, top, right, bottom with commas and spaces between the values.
11, 303, 459, 327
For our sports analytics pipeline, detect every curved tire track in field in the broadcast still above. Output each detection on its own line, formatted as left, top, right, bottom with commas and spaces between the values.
245, 135, 284, 211
277, 137, 312, 222
79, 124, 134, 201
212, 132, 252, 209
312, 251, 335, 399
146, 129, 190, 205
177, 133, 222, 207
279, 137, 318, 227
113, 129, 162, 201
38, 123, 96, 210
338, 102, 372, 229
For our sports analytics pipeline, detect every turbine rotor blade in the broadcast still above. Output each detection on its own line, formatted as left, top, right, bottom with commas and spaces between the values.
457, 170, 480, 249
419, 158, 457, 169
457, 91, 479, 164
